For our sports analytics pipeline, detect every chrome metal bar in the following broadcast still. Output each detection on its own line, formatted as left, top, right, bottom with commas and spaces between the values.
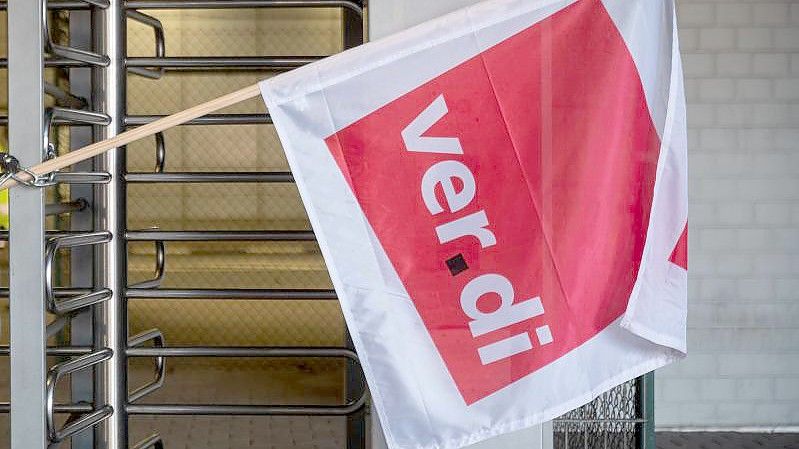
52, 171, 113, 184
132, 434, 164, 449
45, 232, 113, 315
126, 398, 367, 416
44, 107, 112, 159
43, 0, 111, 66
126, 346, 357, 360
0, 287, 93, 297
56, 406, 115, 443
126, 230, 315, 241
46, 199, 88, 216
125, 172, 294, 183
95, 1, 129, 446
0, 116, 110, 126
125, 56, 320, 70
0, 1, 86, 10
48, 231, 111, 248
125, 10, 165, 79
46, 108, 112, 124
127, 241, 165, 289
0, 346, 95, 356
0, 59, 93, 68
0, 231, 114, 241
125, 113, 271, 126
44, 82, 89, 109
124, 0, 363, 14
154, 132, 166, 172
8, 0, 48, 446
67, 11, 96, 446
50, 289, 113, 315
125, 288, 336, 300
127, 329, 166, 403
46, 349, 115, 443
46, 315, 71, 338
0, 404, 96, 414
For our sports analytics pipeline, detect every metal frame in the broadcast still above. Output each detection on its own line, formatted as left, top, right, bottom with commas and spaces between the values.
8, 2, 48, 449
6, 1, 368, 448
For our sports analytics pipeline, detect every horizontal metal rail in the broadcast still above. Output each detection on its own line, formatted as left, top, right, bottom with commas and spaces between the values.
126, 401, 366, 416
0, 231, 111, 241
0, 0, 363, 11
126, 346, 356, 360
4, 114, 269, 127
125, 56, 321, 70
0, 403, 95, 414
0, 115, 119, 125
45, 107, 112, 125
52, 171, 113, 184
125, 113, 271, 126
126, 288, 336, 300
0, 59, 92, 68
123, 346, 364, 416
125, 172, 294, 183
0, 346, 94, 356
125, 230, 315, 241
46, 199, 88, 216
0, 287, 92, 297
124, 0, 362, 14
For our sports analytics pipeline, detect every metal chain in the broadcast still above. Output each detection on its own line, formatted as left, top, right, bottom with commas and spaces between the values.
0, 153, 56, 188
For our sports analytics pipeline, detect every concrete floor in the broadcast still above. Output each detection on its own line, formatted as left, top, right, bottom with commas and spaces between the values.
657, 432, 799, 449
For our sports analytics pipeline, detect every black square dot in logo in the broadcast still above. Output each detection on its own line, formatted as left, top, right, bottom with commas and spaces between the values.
446, 254, 469, 276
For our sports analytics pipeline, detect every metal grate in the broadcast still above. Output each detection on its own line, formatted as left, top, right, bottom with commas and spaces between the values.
554, 375, 654, 449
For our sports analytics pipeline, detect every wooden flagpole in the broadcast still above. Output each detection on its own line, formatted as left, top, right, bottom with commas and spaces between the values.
0, 83, 262, 191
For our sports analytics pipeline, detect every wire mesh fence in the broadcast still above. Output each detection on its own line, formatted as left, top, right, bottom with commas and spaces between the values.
554, 376, 653, 449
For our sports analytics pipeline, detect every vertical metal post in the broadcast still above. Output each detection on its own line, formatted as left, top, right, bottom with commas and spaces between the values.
342, 9, 366, 449
70, 10, 98, 449
7, 1, 48, 448
640, 373, 656, 449
342, 4, 364, 50
94, 1, 128, 448
345, 332, 366, 449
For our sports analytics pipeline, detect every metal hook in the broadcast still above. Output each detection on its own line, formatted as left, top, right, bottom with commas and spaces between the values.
128, 329, 166, 403
41, 0, 110, 67
126, 10, 166, 79
155, 132, 166, 173
129, 240, 165, 289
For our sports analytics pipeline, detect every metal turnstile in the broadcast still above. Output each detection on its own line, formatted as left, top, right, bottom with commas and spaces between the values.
3, 1, 366, 448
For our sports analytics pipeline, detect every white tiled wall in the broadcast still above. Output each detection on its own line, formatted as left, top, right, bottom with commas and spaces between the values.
656, 0, 799, 430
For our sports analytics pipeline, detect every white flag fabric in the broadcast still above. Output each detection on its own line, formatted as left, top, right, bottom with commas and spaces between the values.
260, 0, 687, 448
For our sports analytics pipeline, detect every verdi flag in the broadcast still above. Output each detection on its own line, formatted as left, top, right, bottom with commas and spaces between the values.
261, 0, 688, 447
